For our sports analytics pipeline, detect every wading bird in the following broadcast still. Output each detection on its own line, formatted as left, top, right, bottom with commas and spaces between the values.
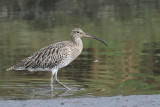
7, 28, 107, 90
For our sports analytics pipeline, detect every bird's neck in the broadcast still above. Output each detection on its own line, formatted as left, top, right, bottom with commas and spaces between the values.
71, 36, 83, 46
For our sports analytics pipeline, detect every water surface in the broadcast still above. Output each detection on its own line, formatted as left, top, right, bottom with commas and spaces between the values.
0, 0, 160, 100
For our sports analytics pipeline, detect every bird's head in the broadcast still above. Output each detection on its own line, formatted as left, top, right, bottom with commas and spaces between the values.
71, 28, 108, 47
71, 28, 85, 38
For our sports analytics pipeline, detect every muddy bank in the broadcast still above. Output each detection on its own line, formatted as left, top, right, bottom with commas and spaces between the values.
1, 95, 160, 107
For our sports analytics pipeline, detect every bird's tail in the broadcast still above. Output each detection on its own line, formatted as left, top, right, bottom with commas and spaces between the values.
7, 66, 25, 71
6, 59, 27, 71
6, 66, 14, 71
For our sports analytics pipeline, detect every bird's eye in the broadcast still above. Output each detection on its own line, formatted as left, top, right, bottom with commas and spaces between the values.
77, 31, 80, 33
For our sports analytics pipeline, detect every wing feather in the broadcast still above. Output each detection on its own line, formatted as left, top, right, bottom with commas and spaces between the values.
7, 41, 72, 71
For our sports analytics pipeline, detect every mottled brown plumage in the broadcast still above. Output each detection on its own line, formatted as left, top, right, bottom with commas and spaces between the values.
7, 41, 82, 71
7, 28, 107, 90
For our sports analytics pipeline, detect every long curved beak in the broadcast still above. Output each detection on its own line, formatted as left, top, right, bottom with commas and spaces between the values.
84, 34, 108, 47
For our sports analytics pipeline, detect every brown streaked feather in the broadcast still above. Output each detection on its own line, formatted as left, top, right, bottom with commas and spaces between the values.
7, 41, 77, 71
7, 28, 85, 72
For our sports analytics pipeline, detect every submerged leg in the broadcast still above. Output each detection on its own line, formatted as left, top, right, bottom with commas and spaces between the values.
55, 70, 70, 90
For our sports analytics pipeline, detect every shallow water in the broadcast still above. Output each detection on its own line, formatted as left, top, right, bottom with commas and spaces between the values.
0, 0, 160, 100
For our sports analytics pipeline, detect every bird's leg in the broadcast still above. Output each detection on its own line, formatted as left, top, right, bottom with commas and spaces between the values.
55, 71, 70, 90
50, 69, 58, 91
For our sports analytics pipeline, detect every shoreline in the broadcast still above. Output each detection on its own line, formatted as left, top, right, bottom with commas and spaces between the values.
1, 95, 160, 107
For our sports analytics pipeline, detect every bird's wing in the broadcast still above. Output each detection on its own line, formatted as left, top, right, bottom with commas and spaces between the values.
7, 42, 72, 71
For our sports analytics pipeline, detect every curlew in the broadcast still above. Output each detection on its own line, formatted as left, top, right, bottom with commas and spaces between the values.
7, 28, 107, 90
